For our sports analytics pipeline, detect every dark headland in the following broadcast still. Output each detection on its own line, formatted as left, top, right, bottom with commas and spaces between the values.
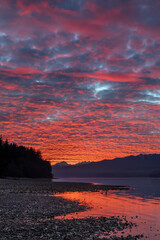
0, 137, 52, 179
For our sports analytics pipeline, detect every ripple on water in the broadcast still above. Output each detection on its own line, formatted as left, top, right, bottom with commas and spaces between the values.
54, 190, 160, 240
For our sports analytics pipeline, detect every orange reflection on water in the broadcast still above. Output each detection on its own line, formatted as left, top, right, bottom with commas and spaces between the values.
54, 191, 160, 239
54, 191, 160, 220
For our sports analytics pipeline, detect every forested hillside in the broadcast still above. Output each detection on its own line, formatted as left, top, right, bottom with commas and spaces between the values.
0, 137, 52, 178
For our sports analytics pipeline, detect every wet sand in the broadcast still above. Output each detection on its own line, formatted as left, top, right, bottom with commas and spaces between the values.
0, 179, 142, 240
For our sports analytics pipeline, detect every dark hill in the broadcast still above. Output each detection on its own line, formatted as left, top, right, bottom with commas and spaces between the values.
52, 154, 160, 178
0, 137, 52, 178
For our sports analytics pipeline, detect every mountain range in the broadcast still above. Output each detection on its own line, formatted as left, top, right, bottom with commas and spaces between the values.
52, 154, 160, 178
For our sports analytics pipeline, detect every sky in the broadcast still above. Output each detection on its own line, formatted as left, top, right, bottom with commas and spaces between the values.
0, 0, 160, 164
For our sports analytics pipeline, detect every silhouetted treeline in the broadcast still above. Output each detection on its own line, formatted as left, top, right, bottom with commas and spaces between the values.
0, 137, 52, 178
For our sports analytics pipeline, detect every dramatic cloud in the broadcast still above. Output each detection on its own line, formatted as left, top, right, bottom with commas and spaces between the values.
0, 0, 160, 164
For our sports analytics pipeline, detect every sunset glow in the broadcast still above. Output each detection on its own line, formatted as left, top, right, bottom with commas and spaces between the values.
0, 0, 160, 164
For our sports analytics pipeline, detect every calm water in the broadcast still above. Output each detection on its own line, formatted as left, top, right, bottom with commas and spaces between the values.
53, 178, 160, 239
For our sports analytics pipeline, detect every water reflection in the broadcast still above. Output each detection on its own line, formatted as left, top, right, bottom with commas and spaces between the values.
54, 190, 160, 240
52, 177, 160, 198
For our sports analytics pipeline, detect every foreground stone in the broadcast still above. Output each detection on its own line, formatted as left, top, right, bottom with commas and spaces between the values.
0, 179, 143, 240
1, 215, 143, 240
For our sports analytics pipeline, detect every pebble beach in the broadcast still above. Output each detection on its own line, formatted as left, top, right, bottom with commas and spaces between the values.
0, 179, 143, 240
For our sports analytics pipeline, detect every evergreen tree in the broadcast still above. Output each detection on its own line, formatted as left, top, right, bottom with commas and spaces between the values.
0, 137, 52, 178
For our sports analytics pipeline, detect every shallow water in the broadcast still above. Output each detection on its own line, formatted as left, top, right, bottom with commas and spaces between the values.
53, 178, 160, 239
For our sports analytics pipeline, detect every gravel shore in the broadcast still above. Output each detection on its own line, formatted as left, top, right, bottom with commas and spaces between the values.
0, 179, 143, 240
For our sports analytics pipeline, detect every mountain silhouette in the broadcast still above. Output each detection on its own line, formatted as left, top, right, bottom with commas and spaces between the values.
52, 154, 160, 178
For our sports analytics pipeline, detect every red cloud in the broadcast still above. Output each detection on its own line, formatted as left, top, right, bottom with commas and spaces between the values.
61, 71, 142, 82
1, 0, 160, 164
